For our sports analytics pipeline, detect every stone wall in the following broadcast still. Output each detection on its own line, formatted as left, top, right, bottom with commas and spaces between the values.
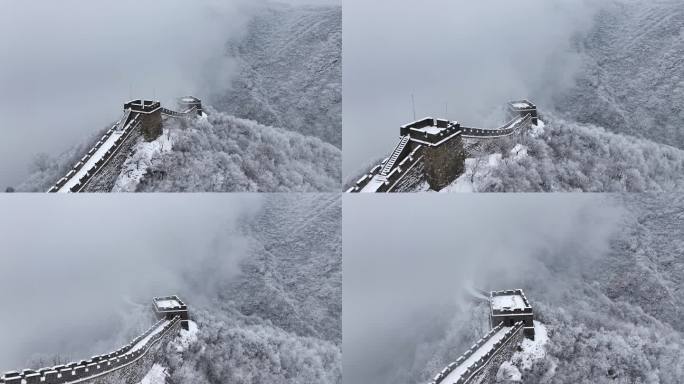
1, 317, 181, 384
466, 324, 524, 384
140, 110, 163, 142
81, 129, 142, 192
431, 322, 525, 384
422, 134, 465, 191
389, 156, 426, 192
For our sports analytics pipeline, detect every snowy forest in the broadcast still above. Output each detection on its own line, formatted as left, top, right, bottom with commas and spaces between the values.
344, 194, 684, 383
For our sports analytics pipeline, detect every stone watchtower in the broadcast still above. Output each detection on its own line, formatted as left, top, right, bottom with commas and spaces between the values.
401, 118, 466, 191
153, 295, 190, 330
124, 99, 163, 141
507, 100, 538, 126
489, 289, 535, 340
178, 96, 203, 116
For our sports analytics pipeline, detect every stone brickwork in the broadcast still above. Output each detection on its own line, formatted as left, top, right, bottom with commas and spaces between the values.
390, 157, 426, 192
140, 109, 162, 142
423, 134, 466, 191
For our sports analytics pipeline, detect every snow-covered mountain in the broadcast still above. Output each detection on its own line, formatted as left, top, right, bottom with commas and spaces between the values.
556, 0, 684, 150
513, 194, 684, 383
211, 4, 342, 148
164, 194, 341, 384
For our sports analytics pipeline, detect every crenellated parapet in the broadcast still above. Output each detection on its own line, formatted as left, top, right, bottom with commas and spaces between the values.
1, 296, 189, 384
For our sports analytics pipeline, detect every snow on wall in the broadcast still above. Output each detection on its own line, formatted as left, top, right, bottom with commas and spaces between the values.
49, 113, 141, 193
348, 145, 424, 193
430, 321, 525, 384
1, 316, 181, 384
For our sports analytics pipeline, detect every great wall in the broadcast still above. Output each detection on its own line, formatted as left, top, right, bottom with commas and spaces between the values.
430, 289, 535, 384
347, 100, 539, 192
48, 97, 204, 193
1, 296, 189, 384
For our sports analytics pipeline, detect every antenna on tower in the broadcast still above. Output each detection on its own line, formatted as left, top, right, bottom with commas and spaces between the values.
445, 102, 448, 118
411, 94, 416, 120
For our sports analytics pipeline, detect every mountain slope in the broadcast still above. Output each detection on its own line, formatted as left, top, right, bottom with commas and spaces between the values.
211, 4, 342, 148
518, 194, 684, 383
135, 111, 341, 192
165, 194, 342, 384
476, 114, 684, 192
556, 0, 684, 149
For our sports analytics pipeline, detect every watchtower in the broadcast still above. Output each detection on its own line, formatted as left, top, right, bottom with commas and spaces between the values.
178, 96, 203, 116
401, 117, 465, 191
489, 289, 534, 339
153, 295, 190, 330
124, 99, 163, 141
507, 100, 538, 126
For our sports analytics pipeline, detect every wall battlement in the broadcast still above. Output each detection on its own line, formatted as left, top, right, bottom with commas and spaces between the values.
1, 296, 189, 384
